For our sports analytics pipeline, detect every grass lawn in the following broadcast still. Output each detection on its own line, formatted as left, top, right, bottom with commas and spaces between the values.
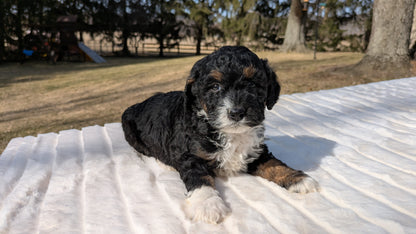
0, 52, 412, 153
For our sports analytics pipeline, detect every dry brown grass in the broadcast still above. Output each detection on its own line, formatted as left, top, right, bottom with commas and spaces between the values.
1, 52, 413, 153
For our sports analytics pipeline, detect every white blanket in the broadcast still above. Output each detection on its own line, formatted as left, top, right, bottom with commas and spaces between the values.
1, 77, 416, 233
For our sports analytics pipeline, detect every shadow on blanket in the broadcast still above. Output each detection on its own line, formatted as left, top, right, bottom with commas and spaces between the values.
266, 135, 336, 172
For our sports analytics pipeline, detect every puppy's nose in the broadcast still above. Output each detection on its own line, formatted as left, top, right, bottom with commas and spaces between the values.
228, 107, 246, 122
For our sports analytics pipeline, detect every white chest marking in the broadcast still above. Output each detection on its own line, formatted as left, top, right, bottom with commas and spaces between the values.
211, 125, 264, 177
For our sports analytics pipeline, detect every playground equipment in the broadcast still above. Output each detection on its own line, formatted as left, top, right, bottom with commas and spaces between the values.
22, 15, 105, 64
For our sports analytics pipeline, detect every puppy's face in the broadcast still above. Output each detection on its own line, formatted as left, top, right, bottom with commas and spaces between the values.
186, 46, 280, 133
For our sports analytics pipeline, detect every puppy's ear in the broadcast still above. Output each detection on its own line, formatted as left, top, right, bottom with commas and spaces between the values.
185, 62, 202, 96
262, 59, 281, 110
185, 67, 199, 109
185, 58, 206, 110
185, 77, 195, 99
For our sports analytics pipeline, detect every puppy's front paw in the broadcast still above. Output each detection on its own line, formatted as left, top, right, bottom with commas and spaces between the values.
184, 186, 230, 223
288, 176, 320, 194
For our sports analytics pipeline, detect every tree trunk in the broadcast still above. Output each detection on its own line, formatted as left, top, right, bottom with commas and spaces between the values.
16, 1, 24, 62
79, 31, 84, 42
196, 26, 202, 55
281, 0, 308, 53
196, 38, 201, 55
356, 0, 415, 73
122, 29, 130, 56
0, 0, 5, 63
39, 0, 44, 36
411, 5, 416, 52
121, 0, 130, 56
158, 36, 164, 57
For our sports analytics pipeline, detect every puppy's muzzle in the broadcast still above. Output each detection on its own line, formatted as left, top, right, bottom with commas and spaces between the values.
228, 107, 246, 122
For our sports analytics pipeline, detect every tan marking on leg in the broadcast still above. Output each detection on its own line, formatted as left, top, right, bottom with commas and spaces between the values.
253, 158, 306, 189
202, 175, 215, 188
195, 148, 211, 160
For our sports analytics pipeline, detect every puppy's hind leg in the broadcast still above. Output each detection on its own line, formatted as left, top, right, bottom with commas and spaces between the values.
178, 155, 230, 223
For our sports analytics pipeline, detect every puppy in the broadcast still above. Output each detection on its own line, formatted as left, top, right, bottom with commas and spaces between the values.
122, 46, 319, 224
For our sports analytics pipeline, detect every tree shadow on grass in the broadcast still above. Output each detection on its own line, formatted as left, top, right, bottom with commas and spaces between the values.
313, 61, 416, 85
282, 62, 415, 94
0, 55, 200, 88
272, 55, 355, 69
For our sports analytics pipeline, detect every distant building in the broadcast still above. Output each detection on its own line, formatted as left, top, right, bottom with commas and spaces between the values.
339, 16, 366, 37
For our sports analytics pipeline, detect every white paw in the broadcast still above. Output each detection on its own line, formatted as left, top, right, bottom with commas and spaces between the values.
184, 186, 230, 224
288, 176, 320, 194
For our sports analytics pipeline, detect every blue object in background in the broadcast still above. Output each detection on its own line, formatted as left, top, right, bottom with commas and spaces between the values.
23, 49, 34, 56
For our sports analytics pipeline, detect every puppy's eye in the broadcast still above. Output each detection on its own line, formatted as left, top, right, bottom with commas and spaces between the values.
211, 83, 222, 92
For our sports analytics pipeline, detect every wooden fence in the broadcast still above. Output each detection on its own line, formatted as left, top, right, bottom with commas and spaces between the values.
83, 40, 219, 56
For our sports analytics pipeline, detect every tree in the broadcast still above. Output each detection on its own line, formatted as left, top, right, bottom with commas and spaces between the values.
356, 0, 415, 73
317, 0, 373, 52
91, 0, 119, 53
118, 0, 148, 56
146, 0, 183, 57
15, 0, 24, 61
0, 0, 6, 63
281, 0, 308, 52
218, 0, 257, 46
89, 0, 147, 56
254, 0, 290, 49
120, 0, 132, 55
184, 0, 215, 55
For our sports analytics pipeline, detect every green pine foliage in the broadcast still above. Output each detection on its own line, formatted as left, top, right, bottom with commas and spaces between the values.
0, 0, 375, 61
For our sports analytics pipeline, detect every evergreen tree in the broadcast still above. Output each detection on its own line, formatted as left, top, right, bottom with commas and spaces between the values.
254, 0, 290, 49
145, 0, 183, 57
217, 0, 257, 46
317, 0, 373, 52
0, 0, 6, 62
184, 0, 216, 55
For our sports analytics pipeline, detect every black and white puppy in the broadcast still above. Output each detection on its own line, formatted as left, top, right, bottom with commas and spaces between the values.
122, 46, 319, 224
